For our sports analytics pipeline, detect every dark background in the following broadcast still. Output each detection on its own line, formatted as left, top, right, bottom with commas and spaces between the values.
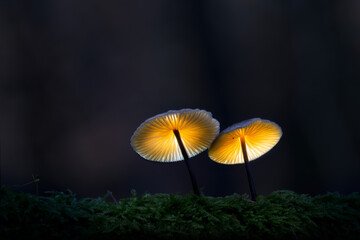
1, 0, 359, 199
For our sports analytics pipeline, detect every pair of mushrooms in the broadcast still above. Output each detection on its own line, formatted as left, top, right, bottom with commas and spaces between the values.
131, 109, 282, 201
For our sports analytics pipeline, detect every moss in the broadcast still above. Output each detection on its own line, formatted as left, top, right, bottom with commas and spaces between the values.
0, 186, 359, 240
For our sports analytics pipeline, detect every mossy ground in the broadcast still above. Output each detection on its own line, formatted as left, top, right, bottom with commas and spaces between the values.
0, 186, 359, 240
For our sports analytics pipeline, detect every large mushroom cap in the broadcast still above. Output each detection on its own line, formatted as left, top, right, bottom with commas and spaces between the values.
131, 109, 220, 162
208, 118, 282, 164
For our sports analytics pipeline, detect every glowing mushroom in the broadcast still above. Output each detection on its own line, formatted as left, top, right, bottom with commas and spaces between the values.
208, 118, 282, 201
131, 109, 220, 195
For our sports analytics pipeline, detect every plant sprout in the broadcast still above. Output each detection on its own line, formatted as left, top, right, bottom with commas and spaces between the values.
208, 118, 282, 201
131, 108, 220, 195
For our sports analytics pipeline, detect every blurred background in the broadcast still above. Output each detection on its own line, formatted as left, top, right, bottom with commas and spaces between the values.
1, 0, 359, 199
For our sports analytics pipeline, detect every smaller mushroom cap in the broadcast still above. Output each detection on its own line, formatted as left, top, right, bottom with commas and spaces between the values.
131, 109, 220, 162
208, 118, 282, 164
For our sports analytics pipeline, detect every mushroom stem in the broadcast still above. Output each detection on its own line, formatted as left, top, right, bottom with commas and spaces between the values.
240, 136, 257, 201
173, 130, 200, 196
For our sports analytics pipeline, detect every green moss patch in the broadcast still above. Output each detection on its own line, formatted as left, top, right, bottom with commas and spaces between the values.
1, 186, 359, 239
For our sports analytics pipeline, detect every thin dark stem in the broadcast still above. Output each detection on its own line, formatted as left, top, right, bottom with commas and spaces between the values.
107, 190, 119, 205
173, 130, 200, 196
240, 136, 257, 201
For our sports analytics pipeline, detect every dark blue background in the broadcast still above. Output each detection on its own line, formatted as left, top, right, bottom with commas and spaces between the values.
1, 0, 359, 198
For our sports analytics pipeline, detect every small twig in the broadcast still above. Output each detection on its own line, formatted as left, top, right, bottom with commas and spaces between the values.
11, 180, 35, 188
107, 190, 118, 205
11, 174, 40, 190
238, 196, 255, 203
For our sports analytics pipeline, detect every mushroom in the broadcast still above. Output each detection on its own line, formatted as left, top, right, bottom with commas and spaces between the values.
131, 109, 220, 195
208, 118, 282, 201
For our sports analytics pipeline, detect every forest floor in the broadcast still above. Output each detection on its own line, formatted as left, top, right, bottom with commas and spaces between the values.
1, 186, 360, 240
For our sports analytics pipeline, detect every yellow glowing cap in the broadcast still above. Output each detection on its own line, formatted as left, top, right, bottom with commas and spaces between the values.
208, 118, 282, 165
131, 109, 220, 162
